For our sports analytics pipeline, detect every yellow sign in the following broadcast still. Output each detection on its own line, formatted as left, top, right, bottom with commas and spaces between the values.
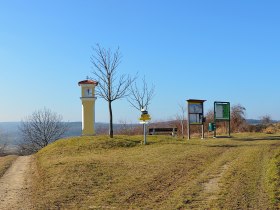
139, 114, 151, 121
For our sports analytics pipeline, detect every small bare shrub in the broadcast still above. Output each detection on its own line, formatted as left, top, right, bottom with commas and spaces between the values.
263, 126, 276, 134
0, 142, 7, 156
18, 108, 68, 154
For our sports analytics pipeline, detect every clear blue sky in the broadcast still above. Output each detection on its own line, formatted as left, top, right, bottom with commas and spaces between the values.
1, 0, 279, 123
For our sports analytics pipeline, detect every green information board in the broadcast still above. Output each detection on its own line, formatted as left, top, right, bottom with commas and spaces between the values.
213, 101, 231, 138
215, 102, 230, 120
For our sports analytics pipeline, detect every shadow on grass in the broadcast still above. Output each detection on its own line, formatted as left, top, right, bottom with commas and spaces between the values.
213, 136, 232, 138
98, 139, 142, 149
232, 136, 280, 141
206, 144, 240, 148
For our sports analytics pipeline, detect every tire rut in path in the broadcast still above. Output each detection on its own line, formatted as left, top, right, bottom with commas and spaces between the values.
203, 163, 229, 201
0, 155, 34, 210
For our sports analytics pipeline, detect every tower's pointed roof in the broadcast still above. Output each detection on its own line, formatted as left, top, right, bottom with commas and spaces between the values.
78, 80, 98, 86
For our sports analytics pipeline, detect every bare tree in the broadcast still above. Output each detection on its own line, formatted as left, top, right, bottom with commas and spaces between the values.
176, 103, 187, 138
116, 120, 141, 135
231, 104, 247, 132
260, 115, 272, 125
0, 130, 7, 156
0, 142, 7, 156
205, 110, 214, 122
91, 44, 135, 138
127, 77, 155, 111
18, 108, 68, 154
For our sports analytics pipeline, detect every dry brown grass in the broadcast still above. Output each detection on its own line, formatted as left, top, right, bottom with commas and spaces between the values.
32, 134, 280, 209
0, 155, 18, 177
263, 123, 280, 134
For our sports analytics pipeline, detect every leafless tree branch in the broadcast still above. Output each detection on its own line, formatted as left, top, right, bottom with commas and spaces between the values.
231, 104, 247, 132
90, 44, 136, 138
127, 76, 155, 111
0, 142, 7, 156
175, 103, 187, 138
18, 108, 68, 154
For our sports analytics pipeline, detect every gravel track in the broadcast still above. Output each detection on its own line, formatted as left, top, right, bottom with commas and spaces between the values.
0, 156, 34, 210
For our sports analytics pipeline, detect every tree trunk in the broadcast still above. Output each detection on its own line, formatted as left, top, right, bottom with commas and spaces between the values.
181, 121, 184, 138
109, 101, 114, 138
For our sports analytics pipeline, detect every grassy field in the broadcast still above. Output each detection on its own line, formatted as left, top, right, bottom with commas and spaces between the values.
32, 133, 280, 209
0, 155, 18, 177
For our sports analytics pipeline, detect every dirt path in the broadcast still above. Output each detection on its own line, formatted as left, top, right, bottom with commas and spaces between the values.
0, 155, 34, 210
203, 163, 229, 201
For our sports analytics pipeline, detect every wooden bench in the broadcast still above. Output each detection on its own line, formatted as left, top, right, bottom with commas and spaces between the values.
148, 128, 177, 136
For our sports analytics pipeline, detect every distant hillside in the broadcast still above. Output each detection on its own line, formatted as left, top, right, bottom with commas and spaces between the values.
0, 122, 21, 145
0, 122, 109, 145
0, 122, 137, 145
65, 122, 116, 136
246, 119, 279, 125
246, 119, 261, 124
